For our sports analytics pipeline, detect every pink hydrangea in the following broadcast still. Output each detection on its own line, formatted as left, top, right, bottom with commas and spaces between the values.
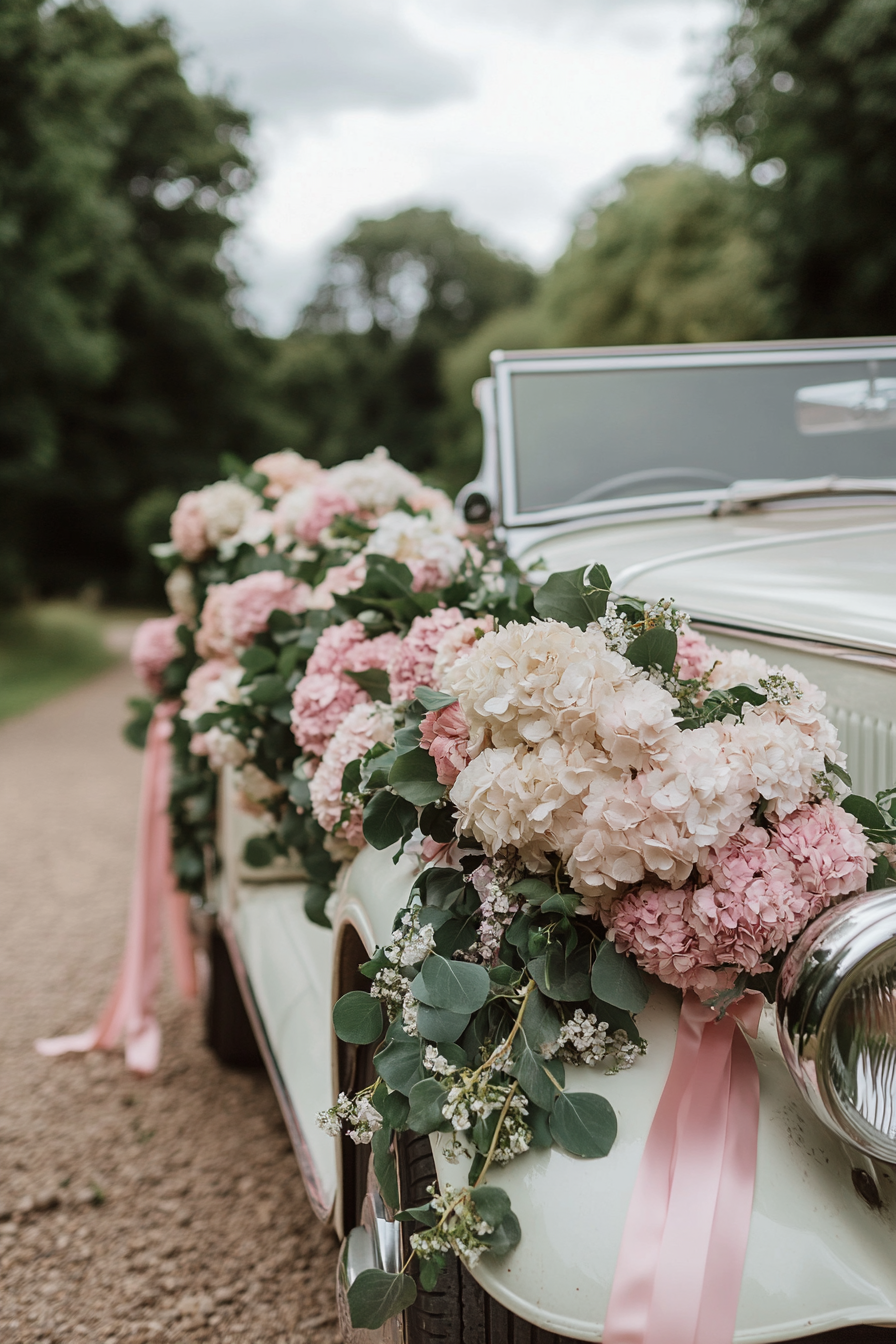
608, 808, 872, 998
308, 555, 367, 609
388, 608, 464, 702
131, 616, 183, 693
773, 801, 874, 908
252, 450, 321, 499
196, 571, 312, 659
273, 482, 356, 547
419, 701, 471, 786
676, 627, 716, 681
170, 492, 207, 561
290, 621, 401, 758
310, 701, 395, 848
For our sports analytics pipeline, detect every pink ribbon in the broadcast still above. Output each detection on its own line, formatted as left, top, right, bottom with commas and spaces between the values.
36, 701, 197, 1075
603, 990, 763, 1344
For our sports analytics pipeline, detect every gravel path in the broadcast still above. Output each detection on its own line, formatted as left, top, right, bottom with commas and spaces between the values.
0, 664, 341, 1344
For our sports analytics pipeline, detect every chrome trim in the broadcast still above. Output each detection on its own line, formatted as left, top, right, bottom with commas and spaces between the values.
492, 338, 896, 530
777, 887, 896, 1164
689, 619, 896, 672
218, 915, 333, 1221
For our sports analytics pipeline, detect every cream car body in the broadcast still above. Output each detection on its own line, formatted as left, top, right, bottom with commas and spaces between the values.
216, 338, 896, 1341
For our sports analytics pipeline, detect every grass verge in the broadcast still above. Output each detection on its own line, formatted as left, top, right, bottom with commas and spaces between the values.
0, 603, 120, 723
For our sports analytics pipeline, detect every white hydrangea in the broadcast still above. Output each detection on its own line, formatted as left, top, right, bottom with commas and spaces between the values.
164, 565, 197, 621
198, 480, 257, 548
197, 725, 248, 771
364, 510, 467, 586
329, 445, 421, 515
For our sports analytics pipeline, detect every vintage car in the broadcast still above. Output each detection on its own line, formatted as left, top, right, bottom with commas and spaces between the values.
206, 337, 896, 1343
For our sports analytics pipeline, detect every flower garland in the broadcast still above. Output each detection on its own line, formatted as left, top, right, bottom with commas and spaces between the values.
126, 457, 896, 1333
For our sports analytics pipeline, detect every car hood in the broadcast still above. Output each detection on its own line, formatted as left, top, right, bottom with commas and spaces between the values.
511, 503, 896, 655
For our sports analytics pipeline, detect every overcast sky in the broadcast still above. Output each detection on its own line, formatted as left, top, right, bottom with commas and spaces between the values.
112, 0, 734, 335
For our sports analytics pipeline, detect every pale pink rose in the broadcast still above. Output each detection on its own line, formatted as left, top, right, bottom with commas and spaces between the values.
675, 627, 716, 680
131, 615, 183, 694
388, 608, 464, 702
170, 492, 208, 561
196, 571, 312, 659
252, 450, 322, 499
273, 482, 356, 546
419, 702, 471, 786
290, 621, 401, 758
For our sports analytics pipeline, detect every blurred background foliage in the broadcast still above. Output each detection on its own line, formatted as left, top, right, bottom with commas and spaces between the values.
2, 0, 895, 607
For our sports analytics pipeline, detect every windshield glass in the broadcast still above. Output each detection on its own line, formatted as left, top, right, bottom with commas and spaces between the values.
508, 355, 896, 515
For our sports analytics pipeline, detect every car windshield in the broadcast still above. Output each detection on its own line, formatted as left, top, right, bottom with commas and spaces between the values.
506, 352, 896, 515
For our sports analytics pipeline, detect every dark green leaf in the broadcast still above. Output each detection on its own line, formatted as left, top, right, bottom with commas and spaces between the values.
341, 757, 363, 795
344, 668, 392, 703
420, 955, 491, 1013
361, 747, 397, 792
528, 944, 591, 1002
248, 673, 288, 705
394, 725, 422, 754
842, 794, 889, 832
470, 1185, 510, 1228
277, 642, 302, 679
239, 645, 277, 674
333, 991, 383, 1045
243, 835, 278, 868
509, 878, 555, 905
826, 758, 853, 789
389, 748, 446, 806
480, 1211, 521, 1256
395, 1202, 437, 1227
527, 1104, 553, 1149
419, 800, 458, 844
541, 891, 580, 917
407, 1079, 452, 1133
626, 627, 678, 675
414, 687, 459, 711
416, 1003, 471, 1043
549, 1091, 617, 1158
507, 1044, 564, 1112
868, 853, 895, 890
591, 940, 649, 1012
418, 1254, 446, 1291
371, 1126, 400, 1210
347, 1267, 416, 1330
416, 867, 465, 909
377, 1089, 411, 1132
363, 792, 418, 850
374, 1025, 425, 1095
471, 1111, 499, 1154
532, 563, 612, 628
303, 883, 332, 928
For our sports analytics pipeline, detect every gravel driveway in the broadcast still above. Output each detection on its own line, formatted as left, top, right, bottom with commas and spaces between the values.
0, 664, 341, 1344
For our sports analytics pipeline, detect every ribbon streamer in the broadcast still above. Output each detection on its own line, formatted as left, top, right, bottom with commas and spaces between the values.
603, 990, 763, 1344
36, 701, 197, 1076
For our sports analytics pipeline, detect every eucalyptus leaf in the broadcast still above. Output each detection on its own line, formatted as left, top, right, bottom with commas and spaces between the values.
363, 791, 417, 850
549, 1090, 617, 1159
420, 955, 491, 1013
332, 991, 383, 1045
371, 1124, 399, 1211
541, 891, 579, 917
507, 1041, 564, 1111
591, 940, 649, 1012
407, 1078, 452, 1134
389, 748, 446, 806
625, 626, 678, 674
344, 668, 391, 703
374, 1027, 425, 1095
347, 1268, 417, 1330
416, 1003, 471, 1043
377, 1088, 411, 1132
303, 883, 332, 929
509, 878, 555, 905
470, 1185, 510, 1228
243, 835, 277, 868
395, 1202, 437, 1227
528, 944, 591, 1002
419, 1254, 446, 1291
239, 645, 277, 674
842, 793, 889, 832
413, 686, 459, 711
247, 673, 288, 705
416, 867, 465, 910
480, 1211, 521, 1256
527, 1104, 553, 1149
532, 563, 611, 628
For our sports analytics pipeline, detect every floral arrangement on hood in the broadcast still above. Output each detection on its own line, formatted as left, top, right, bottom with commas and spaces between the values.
125, 450, 896, 1333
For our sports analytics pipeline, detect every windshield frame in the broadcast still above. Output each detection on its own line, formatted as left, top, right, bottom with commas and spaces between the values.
492, 337, 896, 530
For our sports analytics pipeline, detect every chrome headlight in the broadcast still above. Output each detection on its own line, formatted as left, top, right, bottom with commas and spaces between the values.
777, 886, 896, 1163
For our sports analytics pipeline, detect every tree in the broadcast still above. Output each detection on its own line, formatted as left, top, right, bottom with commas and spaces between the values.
696, 0, 896, 337
273, 208, 536, 478
0, 0, 291, 601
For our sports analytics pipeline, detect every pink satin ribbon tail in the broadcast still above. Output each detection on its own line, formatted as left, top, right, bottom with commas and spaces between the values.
36, 701, 196, 1076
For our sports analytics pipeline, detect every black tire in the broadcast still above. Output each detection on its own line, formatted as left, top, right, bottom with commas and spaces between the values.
205, 926, 263, 1069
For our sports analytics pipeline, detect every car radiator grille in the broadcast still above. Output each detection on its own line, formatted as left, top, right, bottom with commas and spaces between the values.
828, 705, 896, 799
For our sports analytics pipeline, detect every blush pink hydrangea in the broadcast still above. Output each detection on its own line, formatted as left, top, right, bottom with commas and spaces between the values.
273, 482, 356, 547
419, 702, 472, 786
290, 621, 401, 758
131, 616, 183, 693
773, 800, 874, 906
310, 701, 395, 848
387, 607, 464, 702
252, 450, 321, 499
196, 571, 312, 659
675, 627, 717, 681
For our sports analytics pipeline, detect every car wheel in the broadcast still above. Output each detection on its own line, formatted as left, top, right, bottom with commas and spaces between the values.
205, 925, 262, 1069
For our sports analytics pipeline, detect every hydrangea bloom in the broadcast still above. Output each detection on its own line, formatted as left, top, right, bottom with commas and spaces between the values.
273, 481, 356, 547
365, 511, 467, 592
170, 480, 256, 559
290, 621, 401, 758
164, 566, 198, 623
131, 616, 183, 694
420, 702, 472, 786
431, 615, 494, 685
252, 449, 322, 499
675, 627, 715, 680
196, 571, 312, 659
310, 701, 395, 847
328, 445, 420, 515
388, 608, 465, 702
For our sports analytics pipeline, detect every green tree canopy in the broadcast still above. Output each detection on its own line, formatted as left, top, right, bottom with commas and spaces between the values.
696, 0, 896, 337
0, 0, 290, 601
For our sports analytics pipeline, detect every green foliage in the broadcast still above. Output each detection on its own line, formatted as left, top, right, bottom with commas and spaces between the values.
696, 0, 896, 338
591, 941, 650, 1013
333, 991, 384, 1045
347, 1269, 417, 1331
533, 563, 611, 629
549, 1091, 617, 1159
